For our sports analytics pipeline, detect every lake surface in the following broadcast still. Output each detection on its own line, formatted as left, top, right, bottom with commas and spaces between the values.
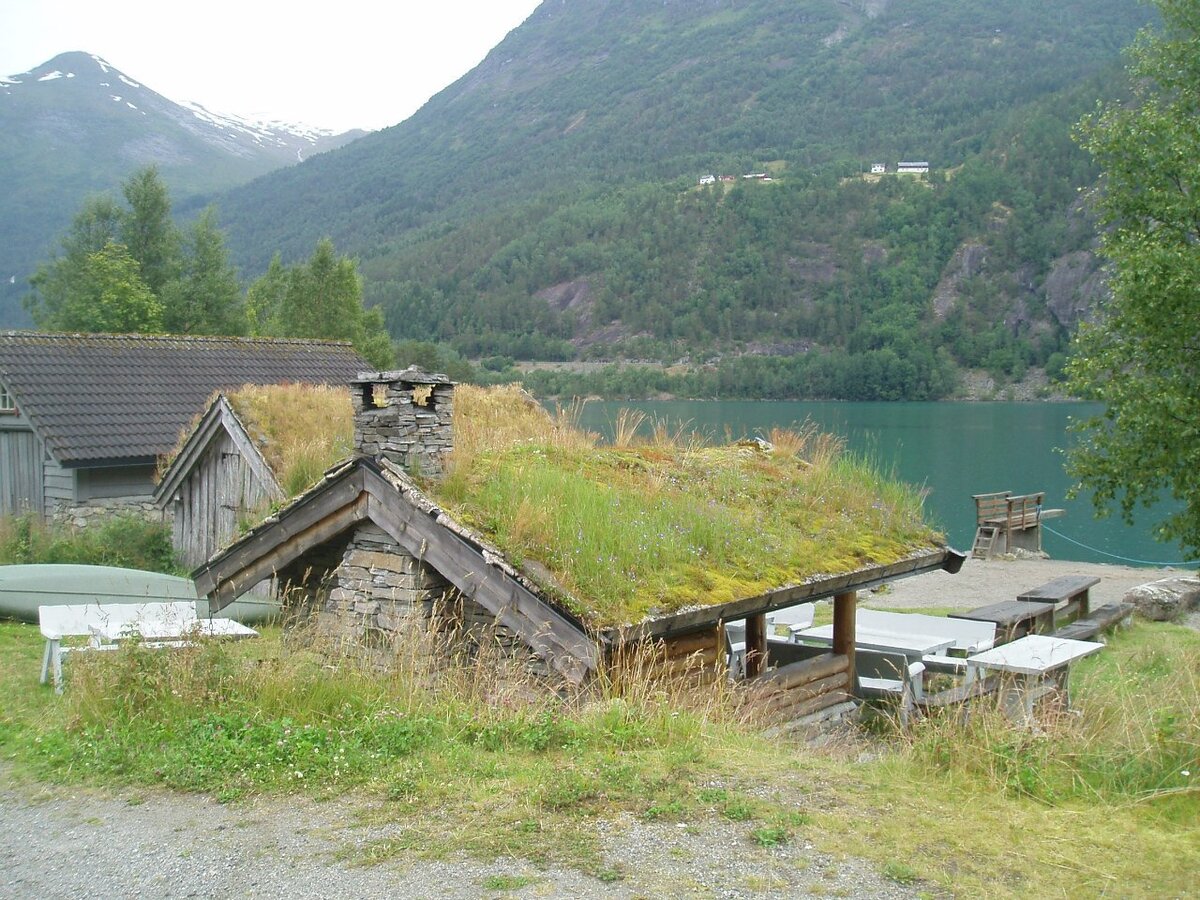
574, 401, 1191, 568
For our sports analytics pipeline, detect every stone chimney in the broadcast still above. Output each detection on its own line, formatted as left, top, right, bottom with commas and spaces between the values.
351, 368, 455, 477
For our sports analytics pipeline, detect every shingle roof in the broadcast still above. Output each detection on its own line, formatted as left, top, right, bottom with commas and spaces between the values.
0, 332, 368, 465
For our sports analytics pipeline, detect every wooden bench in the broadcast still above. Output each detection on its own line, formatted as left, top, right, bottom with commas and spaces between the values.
1018, 575, 1100, 626
39, 601, 256, 692
1051, 602, 1133, 642
950, 600, 1056, 643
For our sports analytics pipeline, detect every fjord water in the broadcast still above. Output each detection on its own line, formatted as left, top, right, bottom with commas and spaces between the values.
576, 401, 1189, 568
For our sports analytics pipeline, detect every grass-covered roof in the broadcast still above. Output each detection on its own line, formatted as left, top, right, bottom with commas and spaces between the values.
434, 385, 944, 627
162, 384, 353, 498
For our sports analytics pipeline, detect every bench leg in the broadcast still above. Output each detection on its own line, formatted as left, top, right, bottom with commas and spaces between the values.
40, 639, 53, 685
51, 641, 64, 694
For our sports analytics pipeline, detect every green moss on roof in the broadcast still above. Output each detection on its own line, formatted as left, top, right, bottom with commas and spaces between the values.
433, 386, 943, 627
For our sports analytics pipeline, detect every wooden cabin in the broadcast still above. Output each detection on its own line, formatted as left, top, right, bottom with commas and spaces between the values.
0, 332, 365, 527
193, 372, 964, 724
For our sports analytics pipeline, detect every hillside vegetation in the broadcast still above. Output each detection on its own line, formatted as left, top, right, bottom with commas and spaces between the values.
212, 0, 1153, 398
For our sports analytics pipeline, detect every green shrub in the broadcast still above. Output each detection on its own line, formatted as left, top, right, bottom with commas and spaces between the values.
0, 513, 181, 573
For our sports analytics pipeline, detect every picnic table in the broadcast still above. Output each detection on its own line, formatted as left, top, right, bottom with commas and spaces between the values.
965, 633, 1104, 723
1017, 575, 1099, 625
791, 623, 955, 657
950, 599, 1056, 642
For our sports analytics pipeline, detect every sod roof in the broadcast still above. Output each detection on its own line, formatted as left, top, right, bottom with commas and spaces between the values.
433, 386, 945, 627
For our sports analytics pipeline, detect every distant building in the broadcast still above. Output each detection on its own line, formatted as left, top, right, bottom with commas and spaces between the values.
897, 161, 930, 174
719, 175, 735, 183
743, 172, 768, 180
870, 163, 886, 174
698, 174, 716, 185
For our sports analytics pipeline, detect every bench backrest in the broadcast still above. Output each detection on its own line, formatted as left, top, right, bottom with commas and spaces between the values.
858, 608, 996, 653
764, 639, 829, 668
855, 647, 921, 681
39, 601, 199, 640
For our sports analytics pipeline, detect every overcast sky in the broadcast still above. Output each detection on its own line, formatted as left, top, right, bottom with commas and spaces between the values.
1, 0, 543, 132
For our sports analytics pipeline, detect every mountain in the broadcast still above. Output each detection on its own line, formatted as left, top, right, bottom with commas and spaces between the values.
204, 0, 1153, 398
0, 52, 364, 326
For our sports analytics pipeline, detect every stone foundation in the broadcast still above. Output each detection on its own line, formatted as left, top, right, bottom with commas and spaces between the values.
287, 524, 551, 680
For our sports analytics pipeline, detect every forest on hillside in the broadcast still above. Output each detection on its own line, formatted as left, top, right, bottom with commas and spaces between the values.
203, 0, 1147, 399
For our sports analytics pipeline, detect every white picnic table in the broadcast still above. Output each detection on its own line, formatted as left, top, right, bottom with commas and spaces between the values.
790, 623, 955, 657
965, 634, 1104, 722
39, 601, 258, 692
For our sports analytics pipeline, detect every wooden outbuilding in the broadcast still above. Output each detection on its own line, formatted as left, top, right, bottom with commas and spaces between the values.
0, 332, 365, 526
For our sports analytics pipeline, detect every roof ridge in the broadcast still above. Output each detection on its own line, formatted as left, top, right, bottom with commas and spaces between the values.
1, 331, 354, 347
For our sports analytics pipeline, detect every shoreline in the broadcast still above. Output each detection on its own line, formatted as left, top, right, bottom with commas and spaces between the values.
870, 555, 1189, 613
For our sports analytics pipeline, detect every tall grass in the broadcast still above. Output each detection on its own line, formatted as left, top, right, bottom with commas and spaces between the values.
225, 384, 354, 495
902, 623, 1200, 812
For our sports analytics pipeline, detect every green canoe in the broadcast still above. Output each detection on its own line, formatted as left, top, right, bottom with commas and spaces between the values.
0, 564, 278, 625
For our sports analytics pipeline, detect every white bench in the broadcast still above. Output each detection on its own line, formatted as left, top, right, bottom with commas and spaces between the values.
39, 602, 257, 692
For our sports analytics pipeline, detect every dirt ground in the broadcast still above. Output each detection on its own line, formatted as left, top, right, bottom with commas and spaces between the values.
867, 555, 1189, 614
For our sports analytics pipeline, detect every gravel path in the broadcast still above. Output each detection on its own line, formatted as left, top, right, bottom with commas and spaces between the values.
0, 770, 922, 900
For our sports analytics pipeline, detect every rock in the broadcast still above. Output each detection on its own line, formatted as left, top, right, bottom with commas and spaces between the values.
1124, 576, 1200, 622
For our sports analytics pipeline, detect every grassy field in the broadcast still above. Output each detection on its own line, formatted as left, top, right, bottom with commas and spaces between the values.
1, 617, 1196, 896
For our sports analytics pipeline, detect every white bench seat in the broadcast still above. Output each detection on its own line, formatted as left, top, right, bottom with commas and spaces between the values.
39, 601, 256, 692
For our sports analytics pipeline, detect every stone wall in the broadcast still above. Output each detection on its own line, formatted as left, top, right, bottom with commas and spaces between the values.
48, 496, 164, 530
351, 369, 454, 477
301, 524, 550, 679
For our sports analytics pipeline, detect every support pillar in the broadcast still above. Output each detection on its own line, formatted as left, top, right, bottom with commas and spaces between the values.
745, 612, 767, 679
832, 590, 857, 693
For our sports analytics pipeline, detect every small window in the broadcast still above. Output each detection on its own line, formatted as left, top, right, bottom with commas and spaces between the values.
0, 385, 14, 414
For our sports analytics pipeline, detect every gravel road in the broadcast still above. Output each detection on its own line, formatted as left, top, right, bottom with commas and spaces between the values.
0, 770, 922, 899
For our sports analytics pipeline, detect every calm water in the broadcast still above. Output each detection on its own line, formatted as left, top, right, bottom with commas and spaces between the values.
574, 401, 1191, 568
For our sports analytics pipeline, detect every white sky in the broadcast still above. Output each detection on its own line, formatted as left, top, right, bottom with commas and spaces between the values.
0, 0, 543, 132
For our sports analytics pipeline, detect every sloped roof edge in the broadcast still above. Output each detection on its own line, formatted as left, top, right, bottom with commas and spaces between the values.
153, 394, 283, 508
192, 457, 598, 684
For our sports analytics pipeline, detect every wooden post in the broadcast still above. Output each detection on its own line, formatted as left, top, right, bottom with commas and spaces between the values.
745, 612, 767, 679
832, 590, 857, 693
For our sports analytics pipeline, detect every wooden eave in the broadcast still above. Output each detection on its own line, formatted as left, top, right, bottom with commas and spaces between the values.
191, 457, 598, 685
153, 394, 283, 509
606, 547, 966, 645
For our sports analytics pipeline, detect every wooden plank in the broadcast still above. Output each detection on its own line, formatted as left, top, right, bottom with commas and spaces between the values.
613, 549, 963, 643
661, 629, 719, 657
763, 689, 854, 722
195, 467, 367, 595
218, 401, 284, 502
747, 652, 849, 694
360, 471, 597, 683
208, 494, 368, 608
1052, 603, 1133, 641
759, 672, 848, 715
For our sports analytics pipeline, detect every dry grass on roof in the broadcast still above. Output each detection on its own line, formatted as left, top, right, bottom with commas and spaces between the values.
224, 384, 354, 496
438, 385, 943, 628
